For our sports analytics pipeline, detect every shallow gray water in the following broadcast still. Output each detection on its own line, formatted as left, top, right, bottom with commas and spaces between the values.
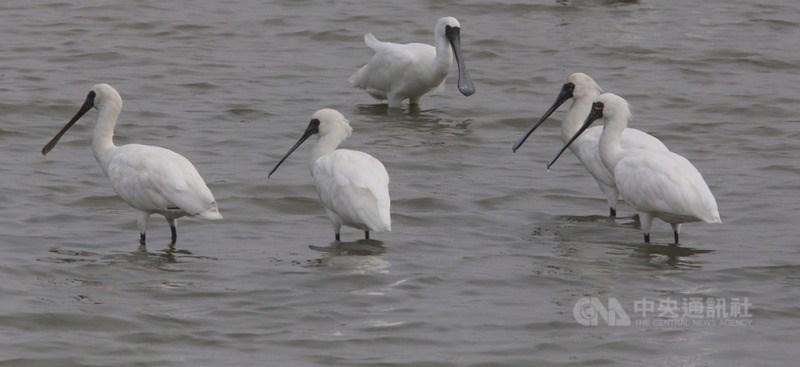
1, 0, 799, 366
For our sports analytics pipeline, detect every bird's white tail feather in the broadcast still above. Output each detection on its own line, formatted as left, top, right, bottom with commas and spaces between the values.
349, 33, 383, 87
704, 212, 721, 224
199, 205, 223, 220
364, 33, 379, 49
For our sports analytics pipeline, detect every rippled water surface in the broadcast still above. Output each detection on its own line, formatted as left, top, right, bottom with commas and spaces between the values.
1, 0, 799, 366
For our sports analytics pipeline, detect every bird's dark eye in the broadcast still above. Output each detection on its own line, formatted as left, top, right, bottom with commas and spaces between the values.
565, 82, 575, 91
594, 102, 604, 110
445, 25, 459, 34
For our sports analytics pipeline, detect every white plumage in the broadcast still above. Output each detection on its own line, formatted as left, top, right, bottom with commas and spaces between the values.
549, 93, 720, 243
42, 84, 221, 245
269, 109, 390, 241
513, 73, 669, 216
349, 16, 475, 108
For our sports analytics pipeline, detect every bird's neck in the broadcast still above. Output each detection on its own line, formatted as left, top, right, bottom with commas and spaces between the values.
433, 34, 454, 76
310, 135, 344, 168
561, 96, 594, 143
598, 115, 627, 172
92, 105, 120, 174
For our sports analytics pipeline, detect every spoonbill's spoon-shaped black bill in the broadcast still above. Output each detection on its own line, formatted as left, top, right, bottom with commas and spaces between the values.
445, 25, 475, 97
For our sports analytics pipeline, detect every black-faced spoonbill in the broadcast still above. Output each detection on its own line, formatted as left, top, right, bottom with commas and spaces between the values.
548, 93, 720, 244
349, 16, 476, 108
513, 73, 669, 217
268, 109, 391, 241
41, 84, 222, 245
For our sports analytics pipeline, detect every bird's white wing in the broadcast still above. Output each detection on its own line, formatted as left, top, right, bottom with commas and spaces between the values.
106, 144, 219, 216
430, 77, 447, 95
615, 150, 719, 223
363, 33, 399, 55
572, 126, 670, 188
349, 34, 434, 96
619, 128, 669, 152
312, 149, 391, 232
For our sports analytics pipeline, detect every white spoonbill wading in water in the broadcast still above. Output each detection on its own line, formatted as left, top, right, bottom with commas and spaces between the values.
548, 93, 720, 244
349, 16, 476, 108
41, 84, 222, 245
268, 109, 391, 241
513, 73, 669, 217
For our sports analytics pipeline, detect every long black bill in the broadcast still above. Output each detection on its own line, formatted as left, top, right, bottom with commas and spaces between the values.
267, 118, 320, 178
512, 83, 575, 152
445, 26, 475, 96
42, 90, 96, 156
547, 103, 604, 169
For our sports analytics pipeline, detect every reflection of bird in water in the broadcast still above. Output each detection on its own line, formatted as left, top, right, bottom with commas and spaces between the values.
629, 243, 713, 269
311, 240, 390, 274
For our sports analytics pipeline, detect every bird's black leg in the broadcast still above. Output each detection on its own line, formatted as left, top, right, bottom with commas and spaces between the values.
167, 218, 177, 244
670, 223, 681, 245
137, 212, 150, 247
609, 207, 617, 217
644, 233, 650, 243
365, 231, 370, 240
335, 233, 341, 242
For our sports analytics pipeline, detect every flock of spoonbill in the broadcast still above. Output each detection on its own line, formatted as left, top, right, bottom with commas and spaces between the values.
40, 17, 720, 246
513, 73, 669, 217
546, 93, 721, 243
